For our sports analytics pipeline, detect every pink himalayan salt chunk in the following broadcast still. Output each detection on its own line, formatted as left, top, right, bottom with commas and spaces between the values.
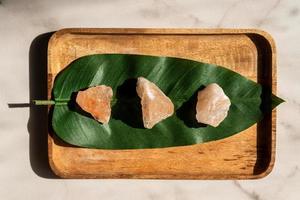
76, 85, 113, 124
196, 83, 231, 127
136, 77, 174, 129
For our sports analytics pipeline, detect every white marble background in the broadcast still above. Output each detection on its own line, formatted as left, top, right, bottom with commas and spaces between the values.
0, 0, 299, 199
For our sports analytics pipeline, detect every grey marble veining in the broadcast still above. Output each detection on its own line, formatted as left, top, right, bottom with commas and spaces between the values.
0, 0, 299, 199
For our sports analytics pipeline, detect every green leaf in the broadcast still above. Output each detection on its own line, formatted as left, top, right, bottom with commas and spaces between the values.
271, 94, 284, 109
51, 54, 283, 149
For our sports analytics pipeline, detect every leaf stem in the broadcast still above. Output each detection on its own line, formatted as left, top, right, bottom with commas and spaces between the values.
33, 100, 68, 106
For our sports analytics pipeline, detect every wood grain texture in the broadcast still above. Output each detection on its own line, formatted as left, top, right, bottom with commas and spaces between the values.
47, 28, 277, 179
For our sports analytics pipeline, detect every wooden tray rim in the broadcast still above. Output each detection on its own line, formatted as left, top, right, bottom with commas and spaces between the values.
47, 28, 277, 179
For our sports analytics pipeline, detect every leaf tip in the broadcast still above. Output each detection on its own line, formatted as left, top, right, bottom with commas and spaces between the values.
271, 94, 285, 110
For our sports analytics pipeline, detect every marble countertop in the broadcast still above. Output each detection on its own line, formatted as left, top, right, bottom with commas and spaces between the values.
0, 0, 299, 199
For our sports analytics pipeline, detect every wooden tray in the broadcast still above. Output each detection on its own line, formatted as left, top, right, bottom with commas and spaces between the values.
47, 28, 277, 179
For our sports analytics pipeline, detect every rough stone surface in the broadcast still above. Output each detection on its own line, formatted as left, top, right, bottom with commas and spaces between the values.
196, 83, 231, 127
76, 85, 113, 124
136, 77, 174, 129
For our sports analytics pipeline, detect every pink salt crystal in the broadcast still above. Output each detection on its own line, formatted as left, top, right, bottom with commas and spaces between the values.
196, 83, 231, 127
136, 77, 174, 129
76, 85, 113, 124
